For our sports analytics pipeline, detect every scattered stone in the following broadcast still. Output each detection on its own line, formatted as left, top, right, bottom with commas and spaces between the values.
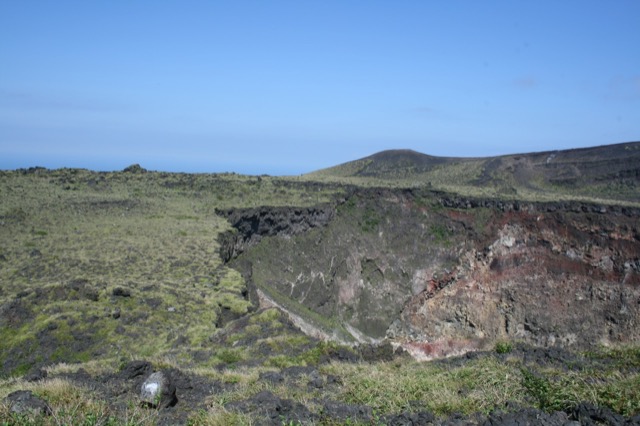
4, 390, 51, 416
167, 306, 176, 312
226, 390, 315, 425
24, 367, 47, 382
16, 290, 30, 298
308, 370, 324, 388
320, 400, 372, 423
120, 360, 152, 380
383, 411, 436, 426
259, 371, 284, 383
571, 402, 625, 426
84, 289, 99, 302
483, 407, 571, 425
140, 371, 177, 409
629, 414, 640, 425
360, 341, 400, 362
0, 299, 31, 327
325, 374, 342, 385
282, 366, 318, 378
112, 308, 121, 319
112, 287, 131, 297
172, 334, 189, 348
145, 297, 162, 308
321, 345, 359, 363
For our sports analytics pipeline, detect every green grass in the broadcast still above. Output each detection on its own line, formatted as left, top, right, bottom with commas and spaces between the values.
0, 168, 345, 375
1, 342, 640, 424
321, 351, 640, 418
585, 345, 640, 368
323, 356, 522, 416
494, 340, 513, 354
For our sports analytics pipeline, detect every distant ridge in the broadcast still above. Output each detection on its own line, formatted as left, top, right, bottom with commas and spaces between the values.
306, 141, 640, 203
307, 149, 469, 179
358, 149, 461, 174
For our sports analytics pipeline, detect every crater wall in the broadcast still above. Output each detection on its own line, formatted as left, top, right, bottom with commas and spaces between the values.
219, 189, 640, 355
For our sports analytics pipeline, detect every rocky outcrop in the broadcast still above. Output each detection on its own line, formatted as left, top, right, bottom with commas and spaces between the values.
219, 188, 640, 356
222, 189, 476, 342
217, 205, 334, 262
4, 390, 51, 416
398, 207, 640, 357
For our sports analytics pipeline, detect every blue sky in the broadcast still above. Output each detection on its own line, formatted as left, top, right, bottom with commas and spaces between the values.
1, 1, 639, 175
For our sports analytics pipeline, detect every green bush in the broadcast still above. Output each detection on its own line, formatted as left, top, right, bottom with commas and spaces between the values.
217, 349, 243, 365
495, 341, 513, 354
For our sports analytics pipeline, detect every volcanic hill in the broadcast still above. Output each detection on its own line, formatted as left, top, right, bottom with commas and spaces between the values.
307, 141, 640, 203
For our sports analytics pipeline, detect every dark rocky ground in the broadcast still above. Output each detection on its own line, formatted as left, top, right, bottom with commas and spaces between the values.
7, 343, 640, 425
4, 307, 640, 425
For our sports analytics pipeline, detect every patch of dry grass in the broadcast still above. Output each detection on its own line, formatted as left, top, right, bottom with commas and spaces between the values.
0, 376, 160, 426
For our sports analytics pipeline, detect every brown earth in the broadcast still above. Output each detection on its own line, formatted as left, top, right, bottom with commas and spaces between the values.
399, 201, 640, 359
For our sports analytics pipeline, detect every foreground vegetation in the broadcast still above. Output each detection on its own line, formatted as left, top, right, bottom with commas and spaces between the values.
0, 167, 343, 374
1, 337, 639, 425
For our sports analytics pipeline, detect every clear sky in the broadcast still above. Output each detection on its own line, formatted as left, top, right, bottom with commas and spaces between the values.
1, 1, 639, 175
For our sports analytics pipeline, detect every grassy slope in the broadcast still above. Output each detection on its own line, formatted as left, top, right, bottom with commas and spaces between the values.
0, 168, 341, 374
303, 142, 640, 205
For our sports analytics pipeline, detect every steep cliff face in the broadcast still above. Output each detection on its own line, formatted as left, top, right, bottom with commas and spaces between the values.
219, 189, 640, 355
216, 205, 335, 262
220, 189, 474, 342
397, 204, 640, 358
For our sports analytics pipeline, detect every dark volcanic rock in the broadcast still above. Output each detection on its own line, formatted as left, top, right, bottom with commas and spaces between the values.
112, 287, 131, 297
120, 360, 152, 380
225, 390, 316, 425
320, 400, 372, 423
259, 371, 284, 383
24, 367, 47, 382
482, 407, 571, 426
570, 402, 626, 426
4, 390, 51, 416
0, 298, 31, 327
68, 279, 99, 301
360, 341, 405, 362
383, 411, 436, 426
216, 205, 334, 262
